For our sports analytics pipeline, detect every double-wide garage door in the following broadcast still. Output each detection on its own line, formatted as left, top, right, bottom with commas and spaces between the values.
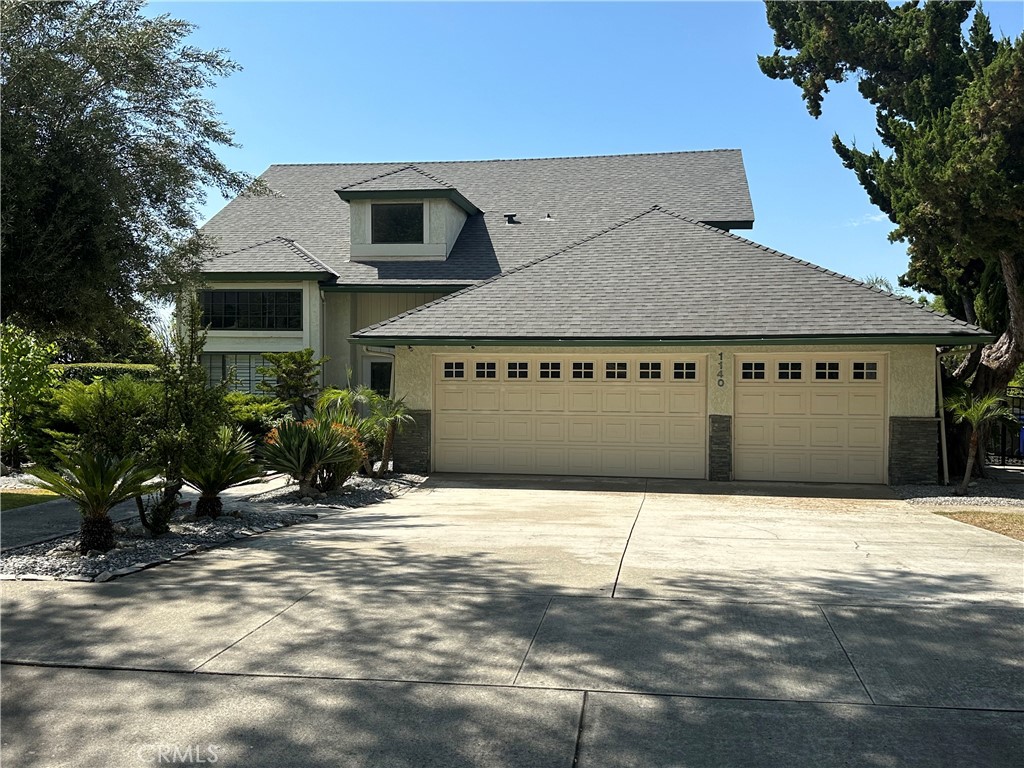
433, 355, 707, 479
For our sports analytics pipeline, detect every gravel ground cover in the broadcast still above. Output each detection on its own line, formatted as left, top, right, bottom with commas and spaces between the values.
0, 473, 426, 582
893, 477, 1024, 507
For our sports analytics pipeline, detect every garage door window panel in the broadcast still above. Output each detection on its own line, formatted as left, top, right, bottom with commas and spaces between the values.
572, 362, 595, 380
507, 362, 530, 380
673, 362, 697, 381
475, 362, 497, 379
539, 361, 562, 379
741, 362, 766, 380
853, 361, 879, 380
639, 362, 662, 380
443, 361, 465, 379
605, 361, 628, 380
778, 362, 803, 381
815, 362, 840, 381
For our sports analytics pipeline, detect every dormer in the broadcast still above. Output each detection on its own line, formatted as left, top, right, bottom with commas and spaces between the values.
336, 166, 479, 262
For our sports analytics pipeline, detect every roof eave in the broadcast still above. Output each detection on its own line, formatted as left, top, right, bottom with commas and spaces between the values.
348, 333, 996, 347
201, 271, 335, 282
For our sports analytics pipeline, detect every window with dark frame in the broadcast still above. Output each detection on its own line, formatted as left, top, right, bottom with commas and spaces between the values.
639, 362, 662, 380
815, 362, 840, 380
199, 290, 302, 331
853, 361, 879, 380
507, 361, 529, 379
673, 362, 697, 380
539, 361, 561, 379
605, 361, 628, 380
371, 202, 424, 244
475, 361, 496, 379
741, 362, 766, 380
778, 362, 802, 380
572, 361, 595, 379
443, 361, 465, 379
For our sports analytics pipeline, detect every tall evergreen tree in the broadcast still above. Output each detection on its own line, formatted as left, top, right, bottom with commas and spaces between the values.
759, 1, 1023, 395
0, 0, 261, 344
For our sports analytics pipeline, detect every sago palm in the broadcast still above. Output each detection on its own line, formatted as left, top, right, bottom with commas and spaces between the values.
944, 389, 1019, 495
260, 419, 359, 497
183, 426, 262, 518
28, 450, 160, 553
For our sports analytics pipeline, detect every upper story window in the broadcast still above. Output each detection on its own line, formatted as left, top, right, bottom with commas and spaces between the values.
371, 203, 424, 244
200, 290, 302, 331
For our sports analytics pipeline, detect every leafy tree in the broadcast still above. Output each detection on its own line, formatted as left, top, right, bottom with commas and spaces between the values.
141, 292, 229, 534
0, 0, 261, 344
759, 2, 1024, 396
257, 349, 328, 420
0, 323, 58, 468
944, 389, 1018, 495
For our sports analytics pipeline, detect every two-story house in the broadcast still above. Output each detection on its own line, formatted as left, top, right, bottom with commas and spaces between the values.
199, 150, 990, 484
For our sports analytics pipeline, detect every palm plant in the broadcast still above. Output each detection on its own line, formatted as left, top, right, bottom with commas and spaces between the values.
316, 385, 379, 474
260, 419, 362, 498
944, 388, 1019, 495
370, 397, 415, 478
28, 450, 160, 553
183, 426, 262, 518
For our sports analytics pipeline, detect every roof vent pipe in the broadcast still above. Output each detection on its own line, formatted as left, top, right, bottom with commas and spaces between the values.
503, 212, 519, 225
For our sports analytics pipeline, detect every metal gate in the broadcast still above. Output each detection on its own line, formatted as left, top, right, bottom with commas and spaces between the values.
988, 386, 1024, 466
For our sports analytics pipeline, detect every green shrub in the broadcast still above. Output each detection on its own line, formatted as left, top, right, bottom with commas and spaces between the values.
52, 376, 163, 459
261, 419, 364, 497
225, 392, 289, 439
257, 348, 328, 420
183, 426, 262, 518
1, 324, 58, 468
51, 363, 160, 383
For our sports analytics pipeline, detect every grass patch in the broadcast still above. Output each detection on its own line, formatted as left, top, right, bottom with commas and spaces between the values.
0, 488, 59, 510
936, 509, 1024, 542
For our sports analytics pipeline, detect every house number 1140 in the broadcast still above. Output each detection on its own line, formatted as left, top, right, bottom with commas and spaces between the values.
716, 352, 725, 387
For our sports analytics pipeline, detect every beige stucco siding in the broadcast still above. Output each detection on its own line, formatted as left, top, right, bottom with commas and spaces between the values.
394, 343, 937, 418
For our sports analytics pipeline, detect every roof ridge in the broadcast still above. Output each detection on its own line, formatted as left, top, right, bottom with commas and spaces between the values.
336, 164, 414, 191
267, 149, 741, 170
405, 164, 455, 188
212, 236, 336, 275
281, 238, 338, 275
354, 206, 664, 336
649, 206, 986, 332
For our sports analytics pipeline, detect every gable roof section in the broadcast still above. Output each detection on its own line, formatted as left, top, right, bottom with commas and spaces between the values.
203, 237, 337, 278
352, 207, 990, 343
337, 165, 454, 192
200, 150, 754, 286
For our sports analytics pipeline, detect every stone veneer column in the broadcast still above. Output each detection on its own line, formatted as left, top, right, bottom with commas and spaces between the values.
708, 415, 732, 481
888, 416, 939, 484
393, 410, 431, 474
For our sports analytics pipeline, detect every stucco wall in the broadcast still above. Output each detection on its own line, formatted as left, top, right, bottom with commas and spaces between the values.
393, 343, 937, 418
203, 280, 323, 358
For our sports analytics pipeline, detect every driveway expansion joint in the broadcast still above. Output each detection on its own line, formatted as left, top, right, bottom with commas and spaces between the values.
817, 603, 876, 705
513, 596, 554, 685
571, 690, 589, 768
611, 478, 647, 598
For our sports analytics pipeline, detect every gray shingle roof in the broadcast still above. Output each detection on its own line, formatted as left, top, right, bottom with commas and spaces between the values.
337, 165, 454, 192
352, 207, 990, 342
200, 150, 754, 285
204, 237, 336, 275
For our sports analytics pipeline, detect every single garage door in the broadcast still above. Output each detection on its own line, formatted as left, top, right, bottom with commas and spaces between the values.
734, 354, 887, 483
433, 354, 707, 479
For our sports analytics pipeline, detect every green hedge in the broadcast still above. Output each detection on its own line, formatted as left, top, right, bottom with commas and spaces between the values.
50, 363, 160, 383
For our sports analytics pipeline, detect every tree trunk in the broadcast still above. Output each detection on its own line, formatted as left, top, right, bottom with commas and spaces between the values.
374, 424, 395, 479
79, 514, 116, 554
957, 432, 979, 496
195, 494, 222, 519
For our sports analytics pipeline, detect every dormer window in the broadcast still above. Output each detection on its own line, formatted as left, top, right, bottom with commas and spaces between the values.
371, 203, 424, 244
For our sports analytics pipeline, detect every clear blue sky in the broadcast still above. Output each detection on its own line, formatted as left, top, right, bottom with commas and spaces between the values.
150, 1, 1023, 293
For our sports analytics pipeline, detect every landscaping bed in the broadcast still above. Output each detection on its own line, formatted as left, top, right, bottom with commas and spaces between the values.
0, 473, 426, 582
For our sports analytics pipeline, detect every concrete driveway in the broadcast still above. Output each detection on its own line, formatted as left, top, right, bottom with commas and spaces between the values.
2, 475, 1022, 767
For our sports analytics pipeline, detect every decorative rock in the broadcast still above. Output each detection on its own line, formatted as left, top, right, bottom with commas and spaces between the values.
94, 571, 115, 582
85, 550, 103, 558
300, 496, 314, 505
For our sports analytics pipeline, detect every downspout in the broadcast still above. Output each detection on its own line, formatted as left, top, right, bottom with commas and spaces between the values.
935, 347, 963, 486
320, 287, 327, 389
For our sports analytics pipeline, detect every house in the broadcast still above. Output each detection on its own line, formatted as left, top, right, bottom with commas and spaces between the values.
199, 150, 991, 484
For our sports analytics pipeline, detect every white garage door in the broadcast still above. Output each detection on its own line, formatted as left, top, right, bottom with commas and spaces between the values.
433, 355, 707, 479
734, 354, 887, 483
